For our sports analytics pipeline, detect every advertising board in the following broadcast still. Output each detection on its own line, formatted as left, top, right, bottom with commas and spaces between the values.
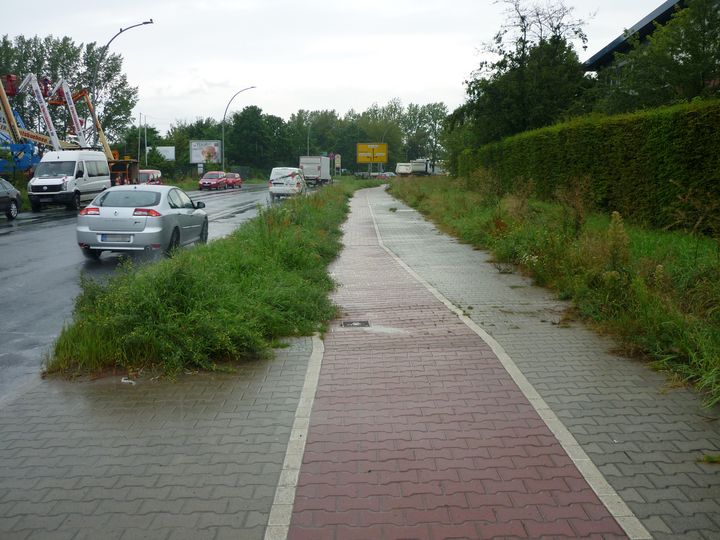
155, 146, 176, 161
189, 140, 221, 164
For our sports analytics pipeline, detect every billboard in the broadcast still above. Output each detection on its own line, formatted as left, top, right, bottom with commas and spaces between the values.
189, 140, 221, 164
356, 143, 387, 164
155, 146, 176, 161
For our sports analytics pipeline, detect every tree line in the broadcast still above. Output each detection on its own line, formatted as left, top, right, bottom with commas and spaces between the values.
125, 100, 448, 179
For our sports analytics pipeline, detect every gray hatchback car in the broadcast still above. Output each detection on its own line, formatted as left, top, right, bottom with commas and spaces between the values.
76, 185, 208, 259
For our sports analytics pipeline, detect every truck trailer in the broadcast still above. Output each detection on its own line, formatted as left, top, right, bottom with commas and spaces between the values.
299, 156, 332, 186
410, 159, 431, 176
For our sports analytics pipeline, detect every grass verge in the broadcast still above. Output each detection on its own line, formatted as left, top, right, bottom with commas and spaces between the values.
46, 179, 379, 377
389, 176, 720, 405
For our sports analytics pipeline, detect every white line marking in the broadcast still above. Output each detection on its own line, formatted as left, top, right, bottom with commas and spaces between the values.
264, 335, 324, 540
367, 194, 651, 540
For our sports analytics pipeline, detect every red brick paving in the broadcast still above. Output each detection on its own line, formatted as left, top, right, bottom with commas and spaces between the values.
287, 198, 626, 539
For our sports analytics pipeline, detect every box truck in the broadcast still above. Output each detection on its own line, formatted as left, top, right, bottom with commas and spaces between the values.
395, 163, 412, 176
299, 156, 332, 186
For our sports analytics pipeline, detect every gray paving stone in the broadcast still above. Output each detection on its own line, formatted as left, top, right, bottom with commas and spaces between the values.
0, 338, 312, 539
373, 187, 720, 539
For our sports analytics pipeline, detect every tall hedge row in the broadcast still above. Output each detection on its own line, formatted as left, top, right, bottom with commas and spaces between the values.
458, 100, 720, 228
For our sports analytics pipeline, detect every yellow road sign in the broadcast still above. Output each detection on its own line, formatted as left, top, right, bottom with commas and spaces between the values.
356, 142, 388, 164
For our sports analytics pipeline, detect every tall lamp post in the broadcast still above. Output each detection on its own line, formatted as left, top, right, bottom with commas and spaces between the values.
222, 86, 256, 172
90, 19, 154, 144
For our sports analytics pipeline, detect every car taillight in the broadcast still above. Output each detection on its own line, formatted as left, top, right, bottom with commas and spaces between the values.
79, 207, 99, 215
133, 208, 162, 217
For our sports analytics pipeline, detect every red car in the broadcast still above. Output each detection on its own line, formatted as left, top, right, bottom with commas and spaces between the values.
198, 171, 227, 190
225, 172, 243, 189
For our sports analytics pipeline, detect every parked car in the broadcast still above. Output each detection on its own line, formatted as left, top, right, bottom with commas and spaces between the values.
76, 185, 208, 260
198, 171, 227, 190
225, 172, 243, 189
268, 167, 306, 202
138, 169, 163, 185
377, 171, 396, 179
0, 177, 21, 220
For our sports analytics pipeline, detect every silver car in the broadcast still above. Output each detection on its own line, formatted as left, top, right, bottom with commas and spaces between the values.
76, 185, 208, 260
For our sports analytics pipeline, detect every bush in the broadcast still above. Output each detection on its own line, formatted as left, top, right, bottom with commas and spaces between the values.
458, 100, 720, 231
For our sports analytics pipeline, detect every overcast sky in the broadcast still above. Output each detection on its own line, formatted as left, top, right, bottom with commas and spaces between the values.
5, 0, 665, 134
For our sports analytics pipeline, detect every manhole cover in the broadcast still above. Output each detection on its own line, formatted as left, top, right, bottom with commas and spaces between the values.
341, 320, 370, 328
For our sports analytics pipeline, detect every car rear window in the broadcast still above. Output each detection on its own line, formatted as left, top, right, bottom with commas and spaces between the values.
270, 169, 298, 180
96, 190, 161, 207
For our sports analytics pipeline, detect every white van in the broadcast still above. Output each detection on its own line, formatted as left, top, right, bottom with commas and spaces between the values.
268, 167, 307, 202
28, 150, 111, 212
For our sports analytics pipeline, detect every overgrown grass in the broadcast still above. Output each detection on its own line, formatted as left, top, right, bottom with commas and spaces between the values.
46, 179, 379, 376
389, 176, 720, 405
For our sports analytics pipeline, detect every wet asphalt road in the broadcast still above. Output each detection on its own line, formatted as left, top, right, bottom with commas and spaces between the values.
0, 185, 271, 402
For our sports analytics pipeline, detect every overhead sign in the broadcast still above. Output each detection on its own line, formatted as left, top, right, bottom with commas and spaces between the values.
356, 143, 387, 164
189, 140, 221, 164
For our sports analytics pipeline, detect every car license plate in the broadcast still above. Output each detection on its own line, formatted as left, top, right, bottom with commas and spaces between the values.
100, 234, 131, 242
39, 197, 53, 202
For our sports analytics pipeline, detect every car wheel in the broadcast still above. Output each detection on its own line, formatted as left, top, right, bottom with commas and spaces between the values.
199, 220, 208, 244
81, 247, 101, 260
165, 228, 180, 256
67, 192, 81, 211
270, 193, 276, 203
6, 199, 19, 220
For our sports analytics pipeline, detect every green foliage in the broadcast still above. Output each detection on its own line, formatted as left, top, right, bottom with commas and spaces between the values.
458, 99, 720, 231
389, 177, 720, 405
597, 0, 720, 114
0, 34, 138, 143
46, 180, 378, 376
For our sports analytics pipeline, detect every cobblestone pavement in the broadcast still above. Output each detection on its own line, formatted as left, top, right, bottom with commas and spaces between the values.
3, 186, 720, 540
0, 338, 312, 540
287, 190, 633, 539
366, 187, 720, 539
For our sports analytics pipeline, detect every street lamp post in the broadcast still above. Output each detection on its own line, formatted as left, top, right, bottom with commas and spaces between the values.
222, 86, 256, 172
89, 19, 153, 145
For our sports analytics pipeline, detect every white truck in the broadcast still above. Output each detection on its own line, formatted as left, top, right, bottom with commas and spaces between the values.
299, 156, 332, 186
410, 158, 431, 176
395, 163, 412, 176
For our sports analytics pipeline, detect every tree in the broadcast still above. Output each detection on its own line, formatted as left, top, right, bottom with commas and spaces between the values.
596, 0, 720, 113
0, 34, 138, 145
459, 0, 590, 146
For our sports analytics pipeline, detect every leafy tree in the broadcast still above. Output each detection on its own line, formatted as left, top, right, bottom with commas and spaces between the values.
457, 0, 589, 146
0, 34, 138, 145
422, 102, 448, 168
596, 0, 720, 113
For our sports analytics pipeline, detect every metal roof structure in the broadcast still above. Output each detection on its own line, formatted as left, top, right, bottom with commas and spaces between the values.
583, 0, 685, 71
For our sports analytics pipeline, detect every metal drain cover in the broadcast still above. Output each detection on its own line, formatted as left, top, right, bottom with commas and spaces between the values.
341, 320, 370, 328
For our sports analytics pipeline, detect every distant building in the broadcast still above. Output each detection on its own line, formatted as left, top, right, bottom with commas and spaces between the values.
583, 1, 686, 72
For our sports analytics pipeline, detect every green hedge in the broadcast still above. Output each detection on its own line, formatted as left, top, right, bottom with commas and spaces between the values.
458, 100, 720, 228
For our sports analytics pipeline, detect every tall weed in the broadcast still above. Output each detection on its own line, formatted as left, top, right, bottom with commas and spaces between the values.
389, 176, 720, 405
